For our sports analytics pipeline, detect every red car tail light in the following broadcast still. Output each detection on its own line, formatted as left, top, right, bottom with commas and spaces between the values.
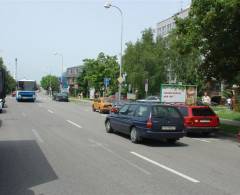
146, 113, 153, 129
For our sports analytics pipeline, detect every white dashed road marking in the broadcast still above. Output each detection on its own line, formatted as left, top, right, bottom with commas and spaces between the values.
130, 152, 200, 183
192, 138, 211, 143
87, 139, 150, 175
66, 120, 82, 129
32, 129, 44, 143
48, 109, 54, 114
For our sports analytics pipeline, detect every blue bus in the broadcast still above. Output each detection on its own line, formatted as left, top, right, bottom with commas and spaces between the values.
16, 79, 37, 102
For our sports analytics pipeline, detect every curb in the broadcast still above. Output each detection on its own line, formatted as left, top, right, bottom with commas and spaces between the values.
69, 98, 92, 105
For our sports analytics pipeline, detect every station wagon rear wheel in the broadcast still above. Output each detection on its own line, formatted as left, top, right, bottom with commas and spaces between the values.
105, 120, 113, 133
130, 127, 141, 143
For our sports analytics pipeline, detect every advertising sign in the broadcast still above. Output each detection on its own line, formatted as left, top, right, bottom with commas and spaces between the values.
89, 88, 95, 100
127, 93, 136, 100
160, 84, 197, 105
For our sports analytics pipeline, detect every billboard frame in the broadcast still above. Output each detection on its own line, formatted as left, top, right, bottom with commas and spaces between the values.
160, 84, 197, 105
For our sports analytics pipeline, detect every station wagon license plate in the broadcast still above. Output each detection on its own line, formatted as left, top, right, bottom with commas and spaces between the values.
162, 126, 176, 131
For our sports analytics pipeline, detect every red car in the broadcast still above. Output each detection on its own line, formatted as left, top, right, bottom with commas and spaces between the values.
175, 105, 220, 135
11, 91, 16, 97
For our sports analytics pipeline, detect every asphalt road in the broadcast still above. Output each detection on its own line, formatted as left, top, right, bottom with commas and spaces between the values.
0, 93, 240, 195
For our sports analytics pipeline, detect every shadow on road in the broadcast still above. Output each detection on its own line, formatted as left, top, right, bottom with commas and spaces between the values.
0, 140, 58, 195
1, 109, 7, 114
17, 100, 36, 103
187, 132, 239, 143
186, 132, 217, 138
141, 139, 188, 147
113, 132, 188, 147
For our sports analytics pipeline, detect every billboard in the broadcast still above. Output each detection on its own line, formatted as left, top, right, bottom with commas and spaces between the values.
160, 84, 197, 105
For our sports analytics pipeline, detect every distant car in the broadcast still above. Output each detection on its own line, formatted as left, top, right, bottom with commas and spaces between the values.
175, 105, 219, 135
105, 103, 185, 144
11, 91, 16, 97
110, 100, 129, 113
92, 97, 112, 113
52, 92, 69, 102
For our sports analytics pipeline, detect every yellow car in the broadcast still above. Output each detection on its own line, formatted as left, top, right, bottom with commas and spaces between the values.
92, 97, 112, 113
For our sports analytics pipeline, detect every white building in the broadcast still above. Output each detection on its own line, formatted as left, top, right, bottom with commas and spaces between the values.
156, 7, 190, 38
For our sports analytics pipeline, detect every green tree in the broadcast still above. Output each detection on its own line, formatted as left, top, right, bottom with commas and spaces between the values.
166, 29, 203, 89
177, 0, 240, 82
123, 28, 167, 97
40, 75, 60, 92
0, 57, 16, 94
5, 71, 16, 94
82, 52, 119, 96
77, 67, 88, 97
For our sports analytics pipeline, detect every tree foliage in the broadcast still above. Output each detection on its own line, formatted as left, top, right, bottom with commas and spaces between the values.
0, 57, 16, 94
177, 0, 240, 82
166, 27, 204, 92
77, 52, 119, 96
123, 29, 167, 97
40, 75, 60, 92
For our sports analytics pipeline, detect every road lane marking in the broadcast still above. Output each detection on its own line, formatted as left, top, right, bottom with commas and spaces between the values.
66, 120, 82, 129
32, 129, 44, 143
48, 109, 54, 114
130, 152, 199, 183
88, 139, 150, 175
192, 138, 210, 143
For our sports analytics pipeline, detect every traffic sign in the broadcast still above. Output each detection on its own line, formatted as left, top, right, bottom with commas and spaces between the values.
118, 76, 124, 84
145, 79, 148, 93
104, 78, 111, 88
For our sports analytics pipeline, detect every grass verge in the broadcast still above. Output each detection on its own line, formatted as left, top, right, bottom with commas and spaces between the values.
220, 124, 240, 135
212, 106, 240, 121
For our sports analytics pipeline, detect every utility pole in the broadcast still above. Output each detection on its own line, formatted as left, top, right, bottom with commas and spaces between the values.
180, 0, 183, 11
15, 58, 18, 81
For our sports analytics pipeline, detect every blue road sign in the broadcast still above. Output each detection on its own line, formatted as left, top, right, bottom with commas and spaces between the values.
104, 78, 111, 88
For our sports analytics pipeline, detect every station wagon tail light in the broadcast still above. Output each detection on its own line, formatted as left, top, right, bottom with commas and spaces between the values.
146, 113, 153, 129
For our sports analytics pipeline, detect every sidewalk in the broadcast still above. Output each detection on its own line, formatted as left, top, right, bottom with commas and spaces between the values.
69, 97, 92, 105
220, 118, 240, 127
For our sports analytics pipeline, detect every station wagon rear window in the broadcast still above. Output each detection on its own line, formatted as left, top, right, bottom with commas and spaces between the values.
192, 108, 215, 116
135, 105, 150, 117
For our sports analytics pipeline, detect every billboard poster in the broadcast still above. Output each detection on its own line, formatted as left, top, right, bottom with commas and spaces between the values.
89, 88, 95, 100
160, 84, 197, 105
185, 86, 197, 105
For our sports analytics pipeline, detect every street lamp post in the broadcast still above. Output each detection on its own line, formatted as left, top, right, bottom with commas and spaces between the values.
104, 1, 123, 101
53, 52, 64, 91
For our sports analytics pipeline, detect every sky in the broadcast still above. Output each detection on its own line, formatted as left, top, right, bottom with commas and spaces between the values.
0, 0, 191, 82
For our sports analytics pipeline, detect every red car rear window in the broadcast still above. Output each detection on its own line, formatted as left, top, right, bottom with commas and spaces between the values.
192, 108, 215, 116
